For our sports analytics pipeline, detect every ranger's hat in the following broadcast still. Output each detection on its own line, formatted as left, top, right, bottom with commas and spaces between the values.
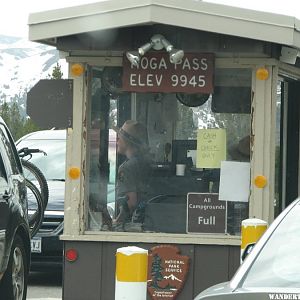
229, 135, 250, 161
114, 120, 148, 148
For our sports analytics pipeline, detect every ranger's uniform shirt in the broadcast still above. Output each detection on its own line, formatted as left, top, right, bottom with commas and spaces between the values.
116, 154, 151, 222
116, 154, 150, 200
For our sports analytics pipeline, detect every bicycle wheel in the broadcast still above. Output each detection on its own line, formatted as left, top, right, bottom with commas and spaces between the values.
26, 179, 44, 238
21, 159, 49, 210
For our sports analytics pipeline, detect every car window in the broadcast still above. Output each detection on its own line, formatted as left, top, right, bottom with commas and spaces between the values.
0, 124, 21, 175
2, 125, 23, 174
17, 139, 66, 180
89, 129, 116, 204
0, 153, 8, 194
242, 203, 300, 288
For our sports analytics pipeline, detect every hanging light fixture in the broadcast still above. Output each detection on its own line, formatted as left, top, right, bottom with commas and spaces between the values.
169, 48, 184, 64
126, 34, 184, 66
126, 51, 141, 67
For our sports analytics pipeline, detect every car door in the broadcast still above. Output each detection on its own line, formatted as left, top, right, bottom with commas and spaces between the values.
0, 123, 26, 206
0, 122, 27, 266
0, 146, 12, 269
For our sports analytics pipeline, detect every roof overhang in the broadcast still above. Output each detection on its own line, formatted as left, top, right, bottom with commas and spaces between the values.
28, 0, 300, 51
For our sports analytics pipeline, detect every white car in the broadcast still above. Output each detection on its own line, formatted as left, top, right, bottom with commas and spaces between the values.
16, 129, 116, 270
194, 198, 300, 300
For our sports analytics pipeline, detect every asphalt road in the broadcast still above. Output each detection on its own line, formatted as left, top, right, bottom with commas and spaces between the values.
27, 271, 62, 300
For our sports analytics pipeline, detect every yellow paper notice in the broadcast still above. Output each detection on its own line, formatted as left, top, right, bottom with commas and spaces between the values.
196, 129, 226, 168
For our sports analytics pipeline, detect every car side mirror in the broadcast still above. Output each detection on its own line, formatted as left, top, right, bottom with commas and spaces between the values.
241, 243, 256, 262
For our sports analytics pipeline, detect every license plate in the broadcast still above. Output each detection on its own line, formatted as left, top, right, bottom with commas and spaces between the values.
31, 237, 42, 253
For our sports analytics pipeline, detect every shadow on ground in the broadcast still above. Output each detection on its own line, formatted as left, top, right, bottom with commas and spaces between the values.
29, 271, 63, 286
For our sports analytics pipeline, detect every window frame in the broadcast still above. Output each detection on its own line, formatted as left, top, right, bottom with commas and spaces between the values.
61, 56, 279, 244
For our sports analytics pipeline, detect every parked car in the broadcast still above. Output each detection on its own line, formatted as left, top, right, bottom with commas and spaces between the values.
16, 129, 66, 271
0, 117, 31, 300
194, 198, 300, 300
16, 129, 116, 270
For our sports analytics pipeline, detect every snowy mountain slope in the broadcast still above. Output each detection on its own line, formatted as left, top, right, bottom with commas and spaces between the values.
0, 34, 67, 107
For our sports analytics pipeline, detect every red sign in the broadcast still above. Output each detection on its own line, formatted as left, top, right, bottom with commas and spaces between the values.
147, 245, 190, 300
122, 52, 214, 93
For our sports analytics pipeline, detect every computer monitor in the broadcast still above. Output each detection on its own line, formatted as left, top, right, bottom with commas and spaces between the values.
171, 140, 197, 166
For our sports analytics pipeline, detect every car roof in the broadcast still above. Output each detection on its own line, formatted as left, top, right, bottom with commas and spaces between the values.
17, 128, 116, 143
17, 129, 66, 142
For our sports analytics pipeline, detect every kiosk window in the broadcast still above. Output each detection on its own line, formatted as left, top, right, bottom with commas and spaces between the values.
86, 67, 251, 235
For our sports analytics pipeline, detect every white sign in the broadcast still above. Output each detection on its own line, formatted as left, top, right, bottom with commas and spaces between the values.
31, 237, 42, 253
219, 161, 250, 202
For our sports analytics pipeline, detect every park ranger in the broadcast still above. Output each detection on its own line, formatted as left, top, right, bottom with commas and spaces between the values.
114, 120, 151, 231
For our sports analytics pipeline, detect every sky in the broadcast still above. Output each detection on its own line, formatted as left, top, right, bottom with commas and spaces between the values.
1, 0, 300, 38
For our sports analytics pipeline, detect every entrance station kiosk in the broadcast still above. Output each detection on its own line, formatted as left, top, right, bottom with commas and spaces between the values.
28, 1, 300, 299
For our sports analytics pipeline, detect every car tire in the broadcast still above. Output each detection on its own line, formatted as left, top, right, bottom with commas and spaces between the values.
0, 234, 28, 300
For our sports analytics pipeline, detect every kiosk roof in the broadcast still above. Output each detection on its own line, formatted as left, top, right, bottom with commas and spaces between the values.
28, 0, 300, 50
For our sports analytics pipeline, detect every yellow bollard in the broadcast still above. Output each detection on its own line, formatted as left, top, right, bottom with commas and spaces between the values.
241, 218, 268, 262
115, 246, 148, 300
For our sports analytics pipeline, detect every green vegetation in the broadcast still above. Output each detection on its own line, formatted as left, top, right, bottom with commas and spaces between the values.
0, 101, 40, 140
47, 62, 63, 79
0, 63, 64, 140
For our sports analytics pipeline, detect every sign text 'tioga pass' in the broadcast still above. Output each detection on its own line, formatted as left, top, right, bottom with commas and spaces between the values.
122, 52, 214, 93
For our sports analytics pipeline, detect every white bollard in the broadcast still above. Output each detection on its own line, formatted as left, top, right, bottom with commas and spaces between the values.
115, 246, 148, 300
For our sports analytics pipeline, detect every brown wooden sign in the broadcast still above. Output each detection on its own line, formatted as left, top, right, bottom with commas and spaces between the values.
122, 52, 214, 93
147, 245, 190, 300
187, 193, 227, 234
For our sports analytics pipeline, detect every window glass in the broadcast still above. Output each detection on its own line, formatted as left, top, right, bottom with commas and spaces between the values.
1, 125, 23, 174
0, 153, 8, 194
87, 67, 251, 234
0, 125, 16, 176
0, 153, 9, 231
16, 139, 66, 180
274, 80, 283, 217
242, 203, 300, 288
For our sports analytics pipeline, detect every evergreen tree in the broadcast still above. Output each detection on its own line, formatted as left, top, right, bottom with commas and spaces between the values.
175, 103, 197, 139
48, 63, 63, 79
0, 101, 41, 141
9, 102, 24, 140
0, 102, 10, 125
23, 118, 40, 134
0, 62, 64, 140
150, 254, 164, 288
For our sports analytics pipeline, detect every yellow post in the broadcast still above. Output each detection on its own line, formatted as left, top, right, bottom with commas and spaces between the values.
241, 218, 268, 262
115, 246, 148, 300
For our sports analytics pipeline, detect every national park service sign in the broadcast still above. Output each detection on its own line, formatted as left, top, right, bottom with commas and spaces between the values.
147, 245, 190, 300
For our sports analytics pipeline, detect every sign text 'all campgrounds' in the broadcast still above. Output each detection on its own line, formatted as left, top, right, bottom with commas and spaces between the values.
122, 52, 214, 93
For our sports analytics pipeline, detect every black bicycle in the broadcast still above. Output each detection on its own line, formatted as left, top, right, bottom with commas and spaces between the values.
18, 147, 49, 237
